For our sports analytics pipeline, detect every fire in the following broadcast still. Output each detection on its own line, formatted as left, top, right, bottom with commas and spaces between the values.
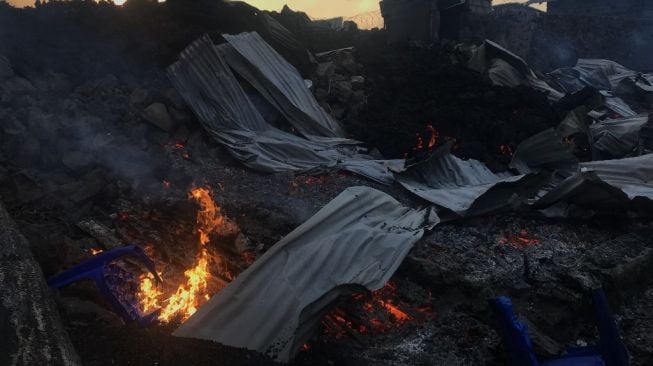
412, 124, 439, 152
323, 282, 432, 339
90, 248, 104, 255
137, 186, 238, 323
499, 229, 540, 249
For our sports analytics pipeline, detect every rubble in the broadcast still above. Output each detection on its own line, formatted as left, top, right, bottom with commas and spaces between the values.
142, 102, 176, 132
0, 202, 81, 366
2, 1, 653, 365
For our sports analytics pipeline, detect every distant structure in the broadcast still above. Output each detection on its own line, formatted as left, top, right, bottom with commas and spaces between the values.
380, 0, 492, 42
547, 0, 653, 17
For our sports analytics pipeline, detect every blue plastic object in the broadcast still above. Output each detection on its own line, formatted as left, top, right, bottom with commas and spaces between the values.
48, 245, 162, 326
489, 290, 629, 366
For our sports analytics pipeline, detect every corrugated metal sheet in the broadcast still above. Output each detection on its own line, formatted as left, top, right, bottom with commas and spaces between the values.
590, 115, 649, 157
173, 187, 438, 362
222, 32, 346, 138
167, 35, 395, 184
396, 144, 534, 216
510, 128, 579, 175
533, 154, 653, 212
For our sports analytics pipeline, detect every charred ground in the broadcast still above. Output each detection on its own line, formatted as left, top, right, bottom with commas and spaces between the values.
1, 1, 652, 366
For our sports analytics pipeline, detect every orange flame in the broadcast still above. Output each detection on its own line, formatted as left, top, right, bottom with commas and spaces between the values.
411, 124, 439, 152
90, 248, 104, 256
137, 186, 237, 323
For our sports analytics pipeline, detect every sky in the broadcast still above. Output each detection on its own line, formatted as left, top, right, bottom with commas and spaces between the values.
6, 1, 545, 17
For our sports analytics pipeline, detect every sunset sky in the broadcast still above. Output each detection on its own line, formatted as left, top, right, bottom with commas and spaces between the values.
6, 0, 545, 17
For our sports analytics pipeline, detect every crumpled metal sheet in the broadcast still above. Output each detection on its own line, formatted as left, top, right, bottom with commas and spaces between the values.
533, 154, 653, 211
167, 35, 395, 184
221, 32, 346, 138
173, 186, 438, 362
590, 115, 649, 157
510, 128, 578, 175
395, 144, 536, 216
468, 40, 564, 102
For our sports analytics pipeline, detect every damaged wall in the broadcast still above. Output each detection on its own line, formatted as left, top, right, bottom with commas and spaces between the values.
460, 5, 653, 72
380, 0, 492, 42
548, 0, 653, 18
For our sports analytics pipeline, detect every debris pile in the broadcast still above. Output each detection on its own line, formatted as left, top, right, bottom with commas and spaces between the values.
311, 47, 368, 121
2, 2, 653, 366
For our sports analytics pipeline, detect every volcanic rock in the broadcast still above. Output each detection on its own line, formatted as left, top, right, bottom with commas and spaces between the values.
0, 55, 14, 81
129, 87, 150, 106
141, 102, 175, 132
351, 75, 365, 90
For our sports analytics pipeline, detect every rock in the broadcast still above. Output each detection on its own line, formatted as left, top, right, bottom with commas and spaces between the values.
59, 169, 106, 203
351, 75, 365, 90
2, 76, 36, 93
352, 90, 367, 103
94, 74, 118, 91
314, 88, 329, 102
0, 202, 82, 366
1, 115, 26, 135
521, 317, 563, 357
13, 136, 41, 167
163, 87, 186, 109
172, 125, 190, 143
332, 81, 353, 101
0, 55, 14, 81
141, 102, 175, 132
59, 297, 123, 328
338, 52, 358, 74
62, 151, 93, 172
76, 219, 122, 250
129, 87, 150, 106
330, 104, 347, 119
4, 172, 45, 204
169, 106, 192, 125
315, 62, 335, 78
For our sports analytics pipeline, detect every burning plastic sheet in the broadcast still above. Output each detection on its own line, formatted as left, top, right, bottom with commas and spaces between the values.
173, 186, 438, 362
395, 143, 537, 217
221, 32, 346, 138
167, 35, 395, 184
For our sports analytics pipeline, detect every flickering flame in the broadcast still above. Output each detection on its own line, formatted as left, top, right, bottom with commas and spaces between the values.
90, 248, 104, 256
137, 186, 237, 323
426, 124, 438, 149
411, 124, 439, 152
323, 282, 432, 339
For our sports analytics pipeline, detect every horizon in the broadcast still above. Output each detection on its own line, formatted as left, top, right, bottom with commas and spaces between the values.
6, 0, 546, 18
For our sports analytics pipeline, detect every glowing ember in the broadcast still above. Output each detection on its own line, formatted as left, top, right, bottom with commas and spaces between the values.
426, 124, 438, 150
323, 282, 432, 338
89, 248, 104, 256
499, 144, 513, 156
137, 186, 238, 323
499, 229, 540, 249
412, 124, 439, 152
